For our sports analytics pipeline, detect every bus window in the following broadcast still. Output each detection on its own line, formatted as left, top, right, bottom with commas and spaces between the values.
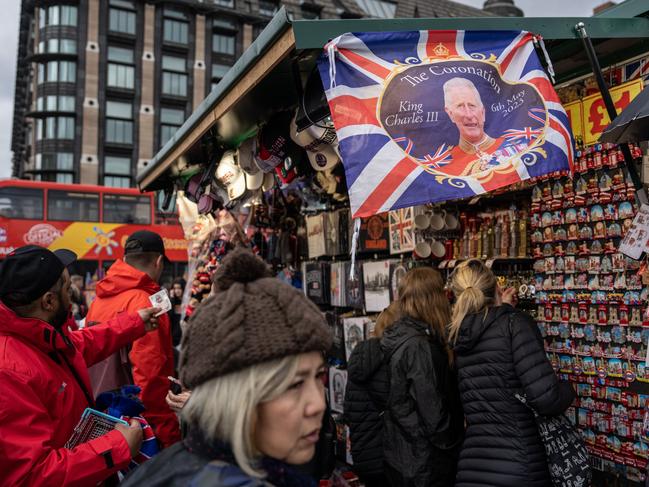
103, 194, 151, 224
48, 190, 99, 221
0, 187, 44, 219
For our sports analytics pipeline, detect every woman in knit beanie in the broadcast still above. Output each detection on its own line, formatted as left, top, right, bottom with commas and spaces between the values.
122, 248, 332, 487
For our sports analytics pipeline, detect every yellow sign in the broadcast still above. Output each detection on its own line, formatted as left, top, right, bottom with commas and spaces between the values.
563, 101, 584, 145
581, 78, 644, 145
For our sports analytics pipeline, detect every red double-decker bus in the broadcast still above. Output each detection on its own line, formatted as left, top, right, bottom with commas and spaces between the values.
0, 180, 187, 285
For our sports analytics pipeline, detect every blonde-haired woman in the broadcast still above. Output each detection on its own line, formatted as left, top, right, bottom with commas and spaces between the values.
122, 249, 332, 486
381, 267, 464, 487
449, 259, 574, 487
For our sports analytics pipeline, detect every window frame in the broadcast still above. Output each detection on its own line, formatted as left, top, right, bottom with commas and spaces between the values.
102, 193, 152, 224
47, 190, 100, 222
0, 187, 44, 220
105, 100, 134, 145
103, 155, 132, 188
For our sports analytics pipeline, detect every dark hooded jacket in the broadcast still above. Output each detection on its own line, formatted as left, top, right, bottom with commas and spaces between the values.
453, 304, 575, 487
343, 338, 389, 478
380, 317, 464, 487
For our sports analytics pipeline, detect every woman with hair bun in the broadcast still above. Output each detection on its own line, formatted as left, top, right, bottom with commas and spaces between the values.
381, 267, 464, 487
122, 248, 332, 486
449, 259, 575, 487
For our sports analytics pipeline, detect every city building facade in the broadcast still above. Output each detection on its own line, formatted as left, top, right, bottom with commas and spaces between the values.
11, 0, 493, 186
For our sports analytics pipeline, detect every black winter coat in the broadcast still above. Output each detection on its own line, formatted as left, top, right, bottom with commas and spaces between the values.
344, 338, 389, 478
453, 304, 576, 487
381, 317, 464, 487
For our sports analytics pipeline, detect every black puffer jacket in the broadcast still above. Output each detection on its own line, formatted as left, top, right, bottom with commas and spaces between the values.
453, 304, 575, 487
344, 338, 389, 478
381, 317, 464, 487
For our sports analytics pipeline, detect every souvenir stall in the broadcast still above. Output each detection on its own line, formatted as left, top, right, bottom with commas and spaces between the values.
137, 6, 649, 485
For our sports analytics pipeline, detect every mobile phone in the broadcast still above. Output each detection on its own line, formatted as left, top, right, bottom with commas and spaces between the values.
168, 376, 182, 395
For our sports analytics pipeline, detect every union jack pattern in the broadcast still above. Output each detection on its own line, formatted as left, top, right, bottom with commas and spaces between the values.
388, 206, 415, 254
317, 30, 575, 218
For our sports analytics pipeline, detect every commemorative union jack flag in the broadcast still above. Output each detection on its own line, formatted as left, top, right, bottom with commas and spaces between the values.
317, 30, 575, 218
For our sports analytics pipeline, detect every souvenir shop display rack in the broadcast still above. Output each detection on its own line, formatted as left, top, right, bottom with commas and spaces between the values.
134, 9, 649, 485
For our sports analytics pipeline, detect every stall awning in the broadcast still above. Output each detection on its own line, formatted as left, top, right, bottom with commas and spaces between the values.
137, 6, 649, 192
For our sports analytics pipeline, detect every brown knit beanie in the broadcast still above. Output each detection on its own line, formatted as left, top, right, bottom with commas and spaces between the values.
179, 248, 332, 389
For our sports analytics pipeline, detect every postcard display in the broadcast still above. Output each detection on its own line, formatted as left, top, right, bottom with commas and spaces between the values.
301, 203, 428, 472
532, 143, 649, 483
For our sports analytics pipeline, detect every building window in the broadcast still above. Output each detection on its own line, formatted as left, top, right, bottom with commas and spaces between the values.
37, 117, 74, 140
211, 63, 231, 90
103, 194, 151, 224
40, 6, 78, 28
213, 0, 235, 7
48, 190, 99, 222
212, 33, 235, 55
104, 156, 132, 187
109, 8, 136, 35
163, 9, 188, 45
259, 0, 279, 17
40, 61, 76, 84
36, 95, 75, 112
38, 38, 77, 54
163, 19, 188, 44
107, 46, 135, 89
0, 187, 43, 220
105, 100, 133, 144
162, 56, 187, 97
35, 153, 74, 171
160, 107, 185, 147
57, 117, 75, 139
212, 18, 236, 29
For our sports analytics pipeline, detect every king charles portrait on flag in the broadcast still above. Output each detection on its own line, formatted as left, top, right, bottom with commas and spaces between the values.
441, 77, 534, 177
318, 30, 574, 218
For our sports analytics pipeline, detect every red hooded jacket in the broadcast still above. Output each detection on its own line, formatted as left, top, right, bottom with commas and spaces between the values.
0, 301, 146, 486
87, 260, 180, 448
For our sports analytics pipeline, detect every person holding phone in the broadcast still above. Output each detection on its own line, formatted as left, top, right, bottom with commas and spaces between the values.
166, 376, 191, 414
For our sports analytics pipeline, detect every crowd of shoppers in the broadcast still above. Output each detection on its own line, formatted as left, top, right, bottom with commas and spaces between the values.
0, 231, 574, 486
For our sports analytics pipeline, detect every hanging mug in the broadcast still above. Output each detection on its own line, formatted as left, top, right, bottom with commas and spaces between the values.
414, 240, 432, 259
431, 239, 446, 259
445, 212, 459, 230
413, 213, 431, 230
430, 210, 446, 231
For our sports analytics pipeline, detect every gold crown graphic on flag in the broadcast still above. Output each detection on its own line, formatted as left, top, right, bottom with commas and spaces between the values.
433, 43, 450, 57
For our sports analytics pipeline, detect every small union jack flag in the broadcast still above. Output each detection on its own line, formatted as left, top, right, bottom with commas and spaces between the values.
503, 127, 544, 142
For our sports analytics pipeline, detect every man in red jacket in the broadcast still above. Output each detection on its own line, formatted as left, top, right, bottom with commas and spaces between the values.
0, 245, 161, 486
87, 230, 181, 448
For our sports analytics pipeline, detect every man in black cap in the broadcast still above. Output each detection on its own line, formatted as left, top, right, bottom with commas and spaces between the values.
87, 230, 181, 448
0, 245, 162, 485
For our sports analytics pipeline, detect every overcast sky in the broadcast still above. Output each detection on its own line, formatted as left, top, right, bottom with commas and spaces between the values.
0, 0, 622, 179
0, 0, 20, 178
456, 0, 619, 17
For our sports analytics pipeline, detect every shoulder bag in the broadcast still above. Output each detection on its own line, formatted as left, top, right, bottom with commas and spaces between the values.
510, 314, 591, 487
